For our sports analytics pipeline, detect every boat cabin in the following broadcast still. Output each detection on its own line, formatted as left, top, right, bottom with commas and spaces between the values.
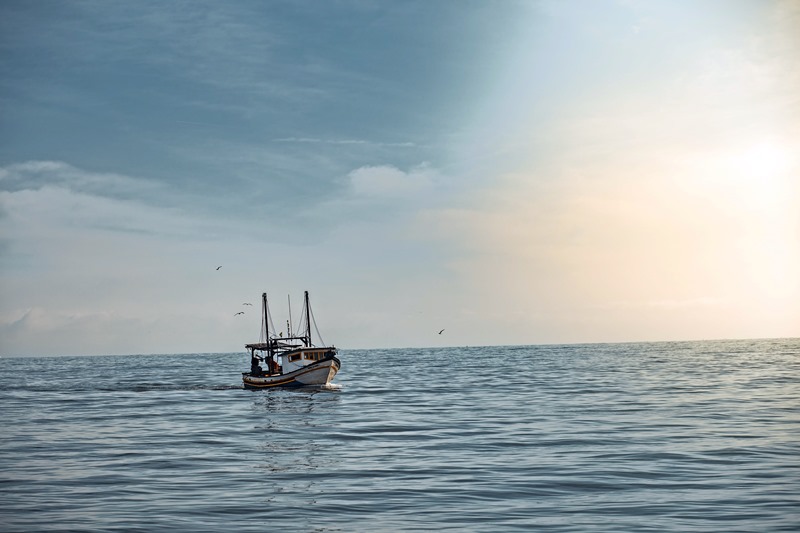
282, 348, 337, 373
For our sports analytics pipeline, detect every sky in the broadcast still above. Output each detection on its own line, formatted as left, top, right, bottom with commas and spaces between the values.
1, 0, 799, 356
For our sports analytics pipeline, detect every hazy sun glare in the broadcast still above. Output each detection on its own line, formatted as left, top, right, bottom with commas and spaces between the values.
440, 135, 799, 342
741, 142, 793, 177
433, 0, 800, 344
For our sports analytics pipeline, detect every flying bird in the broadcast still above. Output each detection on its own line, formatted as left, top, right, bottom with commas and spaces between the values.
438, 329, 445, 335
243, 303, 252, 306
216, 266, 222, 270
234, 311, 245, 316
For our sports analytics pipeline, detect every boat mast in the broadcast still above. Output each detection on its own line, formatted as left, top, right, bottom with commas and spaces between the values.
305, 290, 311, 347
262, 292, 269, 341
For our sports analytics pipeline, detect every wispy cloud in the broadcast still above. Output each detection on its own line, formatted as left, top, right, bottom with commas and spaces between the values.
0, 160, 163, 200
588, 298, 724, 311
0, 160, 247, 244
274, 137, 415, 147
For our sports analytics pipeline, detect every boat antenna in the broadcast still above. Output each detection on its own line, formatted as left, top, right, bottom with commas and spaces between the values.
287, 294, 293, 337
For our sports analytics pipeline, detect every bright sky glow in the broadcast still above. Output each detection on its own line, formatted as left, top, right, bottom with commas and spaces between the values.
1, 0, 798, 356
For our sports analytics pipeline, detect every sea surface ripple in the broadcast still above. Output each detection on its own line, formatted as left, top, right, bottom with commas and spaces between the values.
1, 339, 798, 532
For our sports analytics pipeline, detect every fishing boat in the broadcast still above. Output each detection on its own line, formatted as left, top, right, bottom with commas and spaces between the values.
242, 291, 340, 389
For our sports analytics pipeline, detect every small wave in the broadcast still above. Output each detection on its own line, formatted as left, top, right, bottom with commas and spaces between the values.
99, 383, 244, 392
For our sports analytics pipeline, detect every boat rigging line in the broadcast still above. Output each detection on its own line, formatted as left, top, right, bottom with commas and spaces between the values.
309, 304, 326, 347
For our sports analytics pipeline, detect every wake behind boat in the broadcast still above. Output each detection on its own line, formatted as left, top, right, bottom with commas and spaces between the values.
243, 291, 340, 389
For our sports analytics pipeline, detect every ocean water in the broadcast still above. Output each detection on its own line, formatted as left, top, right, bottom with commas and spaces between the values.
1, 339, 798, 532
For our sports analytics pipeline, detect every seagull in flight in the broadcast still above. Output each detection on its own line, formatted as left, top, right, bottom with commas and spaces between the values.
242, 303, 252, 306
438, 329, 445, 335
216, 266, 222, 270
234, 311, 245, 316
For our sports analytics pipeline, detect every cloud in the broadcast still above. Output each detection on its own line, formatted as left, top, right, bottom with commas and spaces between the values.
0, 161, 207, 240
0, 160, 163, 200
274, 137, 415, 147
0, 306, 244, 357
0, 158, 341, 244
348, 163, 437, 199
588, 298, 724, 311
0, 165, 298, 356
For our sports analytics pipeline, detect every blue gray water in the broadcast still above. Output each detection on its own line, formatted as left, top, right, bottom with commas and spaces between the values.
1, 339, 799, 532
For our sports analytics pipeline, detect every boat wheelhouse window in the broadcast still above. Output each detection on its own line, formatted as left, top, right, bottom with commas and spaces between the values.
288, 354, 301, 362
305, 352, 319, 360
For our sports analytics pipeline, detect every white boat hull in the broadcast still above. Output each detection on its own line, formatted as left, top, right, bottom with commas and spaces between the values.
242, 357, 340, 389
